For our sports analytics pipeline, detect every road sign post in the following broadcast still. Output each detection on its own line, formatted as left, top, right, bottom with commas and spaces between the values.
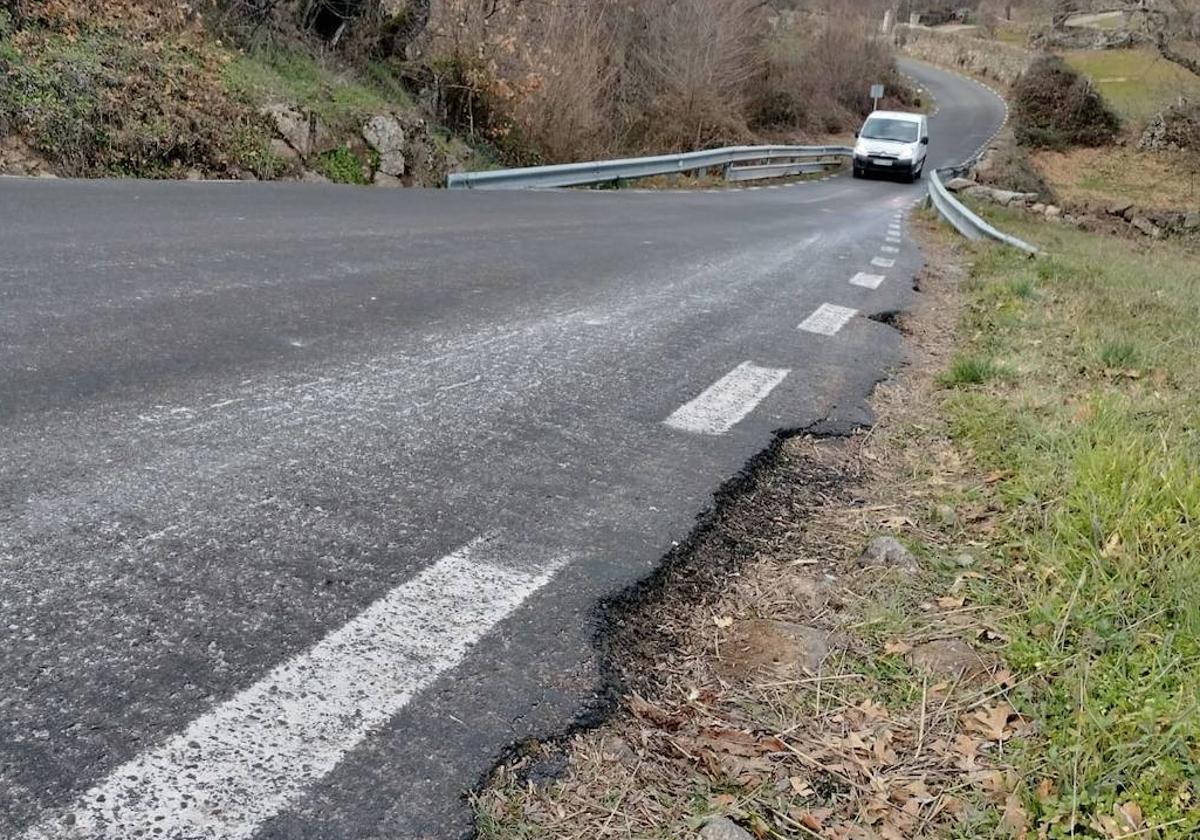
870, 84, 885, 111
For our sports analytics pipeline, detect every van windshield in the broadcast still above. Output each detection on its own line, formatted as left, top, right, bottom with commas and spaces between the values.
860, 118, 920, 143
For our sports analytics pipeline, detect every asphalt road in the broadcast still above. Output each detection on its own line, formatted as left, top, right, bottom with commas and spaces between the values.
0, 60, 1006, 840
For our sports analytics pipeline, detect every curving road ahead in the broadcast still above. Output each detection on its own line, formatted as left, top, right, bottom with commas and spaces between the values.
0, 60, 1005, 840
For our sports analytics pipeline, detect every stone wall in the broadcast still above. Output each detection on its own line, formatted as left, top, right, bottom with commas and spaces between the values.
895, 25, 1036, 87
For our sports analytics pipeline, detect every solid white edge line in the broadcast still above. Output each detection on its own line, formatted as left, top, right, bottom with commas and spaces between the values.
665, 362, 790, 436
24, 542, 563, 840
798, 304, 859, 337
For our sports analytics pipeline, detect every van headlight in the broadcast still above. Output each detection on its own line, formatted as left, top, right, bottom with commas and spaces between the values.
898, 147, 914, 160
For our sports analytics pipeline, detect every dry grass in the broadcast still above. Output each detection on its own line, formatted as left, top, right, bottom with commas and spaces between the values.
1031, 146, 1200, 210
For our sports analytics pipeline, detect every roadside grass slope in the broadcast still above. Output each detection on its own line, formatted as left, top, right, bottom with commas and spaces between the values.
947, 206, 1200, 835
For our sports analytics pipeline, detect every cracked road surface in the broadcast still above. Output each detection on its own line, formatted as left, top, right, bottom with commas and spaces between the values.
0, 60, 1005, 839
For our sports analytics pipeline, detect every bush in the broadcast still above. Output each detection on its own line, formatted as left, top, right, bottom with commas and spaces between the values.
422, 1, 899, 164
751, 16, 918, 136
1012, 56, 1121, 150
314, 145, 369, 184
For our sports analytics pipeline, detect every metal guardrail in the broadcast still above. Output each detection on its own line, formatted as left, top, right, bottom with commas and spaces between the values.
446, 145, 853, 190
725, 160, 836, 183
927, 168, 1039, 255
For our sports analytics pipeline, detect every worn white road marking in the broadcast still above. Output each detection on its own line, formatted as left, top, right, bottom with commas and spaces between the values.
665, 362, 790, 436
798, 304, 858, 336
872, 257, 896, 268
850, 272, 886, 290
881, 245, 900, 254
887, 236, 902, 244
24, 542, 561, 840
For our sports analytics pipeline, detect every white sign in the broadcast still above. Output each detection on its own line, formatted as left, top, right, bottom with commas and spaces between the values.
870, 84, 885, 100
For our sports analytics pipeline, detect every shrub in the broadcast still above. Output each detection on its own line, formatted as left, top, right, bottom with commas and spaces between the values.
751, 16, 917, 136
314, 145, 369, 184
1012, 56, 1121, 150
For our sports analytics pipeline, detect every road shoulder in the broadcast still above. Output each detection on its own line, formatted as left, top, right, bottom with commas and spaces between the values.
472, 214, 1027, 838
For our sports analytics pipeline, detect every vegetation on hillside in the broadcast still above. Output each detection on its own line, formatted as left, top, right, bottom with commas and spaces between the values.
0, 0, 915, 180
1011, 56, 1121, 150
0, 4, 282, 178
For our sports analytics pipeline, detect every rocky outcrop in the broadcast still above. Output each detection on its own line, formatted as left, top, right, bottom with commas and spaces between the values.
254, 102, 459, 187
363, 114, 407, 178
950, 173, 1200, 240
1030, 27, 1147, 51
895, 25, 1035, 86
1139, 104, 1200, 153
0, 137, 55, 177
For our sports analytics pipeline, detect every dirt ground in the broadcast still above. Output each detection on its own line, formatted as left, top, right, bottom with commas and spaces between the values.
474, 216, 1032, 839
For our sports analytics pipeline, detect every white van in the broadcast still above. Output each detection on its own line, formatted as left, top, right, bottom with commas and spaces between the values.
852, 111, 929, 183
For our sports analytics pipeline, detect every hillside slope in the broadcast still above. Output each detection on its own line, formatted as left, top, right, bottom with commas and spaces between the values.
0, 2, 468, 185
0, 1, 913, 186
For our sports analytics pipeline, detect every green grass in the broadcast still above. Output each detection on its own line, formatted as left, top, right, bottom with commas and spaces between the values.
941, 354, 1005, 387
1098, 338, 1140, 369
222, 46, 413, 132
1063, 48, 1200, 125
943, 207, 1200, 837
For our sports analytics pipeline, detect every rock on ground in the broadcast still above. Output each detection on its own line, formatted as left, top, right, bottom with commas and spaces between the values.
699, 816, 754, 840
363, 114, 407, 177
857, 536, 918, 571
261, 103, 312, 159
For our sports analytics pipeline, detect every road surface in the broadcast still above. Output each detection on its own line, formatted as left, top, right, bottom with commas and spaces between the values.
0, 60, 1005, 839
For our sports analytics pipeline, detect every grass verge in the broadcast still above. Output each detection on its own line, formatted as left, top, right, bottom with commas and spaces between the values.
473, 211, 1200, 838
945, 205, 1200, 836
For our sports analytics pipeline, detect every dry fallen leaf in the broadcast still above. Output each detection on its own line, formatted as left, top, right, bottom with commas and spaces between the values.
798, 811, 824, 832
1116, 801, 1143, 831
884, 639, 913, 656
968, 703, 1016, 742
714, 615, 734, 629
1001, 791, 1029, 836
789, 776, 815, 797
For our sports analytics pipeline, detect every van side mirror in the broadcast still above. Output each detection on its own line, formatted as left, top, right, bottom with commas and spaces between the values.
921, 137, 929, 145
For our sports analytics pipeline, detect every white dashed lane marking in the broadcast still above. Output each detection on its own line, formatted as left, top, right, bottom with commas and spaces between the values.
23, 542, 563, 840
881, 245, 900, 254
851, 272, 886, 290
872, 257, 896, 269
798, 304, 858, 336
665, 361, 790, 436
887, 236, 902, 244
